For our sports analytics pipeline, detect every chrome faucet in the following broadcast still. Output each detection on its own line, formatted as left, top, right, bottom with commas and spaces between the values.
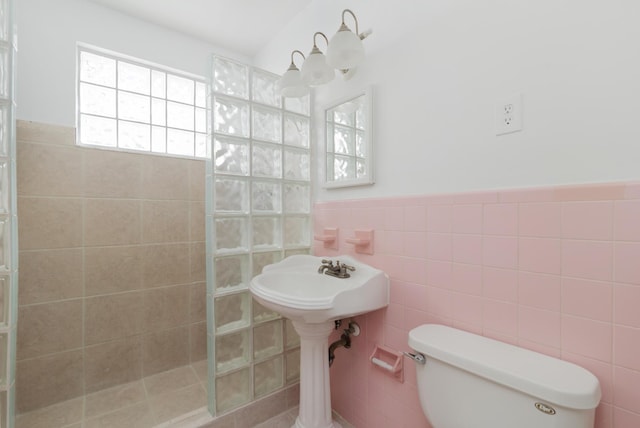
317, 259, 335, 274
318, 259, 355, 278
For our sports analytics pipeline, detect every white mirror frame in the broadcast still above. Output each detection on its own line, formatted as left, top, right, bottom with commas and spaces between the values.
323, 87, 374, 189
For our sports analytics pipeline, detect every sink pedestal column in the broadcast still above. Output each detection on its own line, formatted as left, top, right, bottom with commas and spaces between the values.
292, 321, 342, 428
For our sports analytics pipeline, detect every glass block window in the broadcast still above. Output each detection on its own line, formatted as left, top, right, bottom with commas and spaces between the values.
326, 94, 368, 182
76, 44, 207, 158
206, 56, 310, 416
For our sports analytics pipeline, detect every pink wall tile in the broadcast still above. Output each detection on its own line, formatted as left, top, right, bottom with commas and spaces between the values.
613, 406, 640, 428
614, 242, 640, 284
614, 284, 640, 327
404, 308, 430, 331
400, 257, 428, 284
366, 309, 385, 345
404, 205, 427, 232
518, 306, 561, 348
385, 303, 405, 330
350, 397, 369, 428
384, 206, 405, 231
519, 237, 562, 274
403, 231, 428, 259
483, 203, 517, 236
562, 315, 612, 362
452, 204, 483, 234
613, 366, 640, 414
624, 182, 640, 199
562, 278, 612, 322
424, 285, 453, 318
377, 254, 404, 280
483, 300, 517, 336
498, 186, 555, 203
614, 200, 640, 241
517, 338, 561, 359
349, 207, 385, 230
451, 293, 483, 326
562, 201, 613, 240
482, 267, 517, 302
452, 320, 483, 335
426, 260, 452, 288
452, 190, 498, 204
451, 234, 482, 265
483, 329, 518, 346
562, 240, 613, 281
613, 325, 640, 371
423, 194, 454, 205
426, 233, 452, 261
451, 263, 482, 295
482, 236, 518, 269
519, 203, 561, 237
380, 230, 404, 255
389, 280, 407, 304
518, 271, 561, 311
401, 406, 431, 428
426, 205, 452, 232
403, 282, 428, 312
554, 183, 627, 202
384, 324, 408, 356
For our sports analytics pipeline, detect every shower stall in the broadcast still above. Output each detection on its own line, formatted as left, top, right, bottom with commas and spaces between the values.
11, 50, 310, 427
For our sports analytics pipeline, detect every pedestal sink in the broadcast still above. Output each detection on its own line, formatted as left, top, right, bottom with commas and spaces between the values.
250, 255, 389, 428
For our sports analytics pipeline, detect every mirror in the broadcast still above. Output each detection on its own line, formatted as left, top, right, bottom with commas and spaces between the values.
324, 88, 373, 188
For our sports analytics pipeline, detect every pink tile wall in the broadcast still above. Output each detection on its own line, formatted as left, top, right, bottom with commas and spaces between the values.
314, 182, 640, 428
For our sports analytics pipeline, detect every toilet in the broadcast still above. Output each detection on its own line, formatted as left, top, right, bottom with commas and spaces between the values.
408, 324, 601, 428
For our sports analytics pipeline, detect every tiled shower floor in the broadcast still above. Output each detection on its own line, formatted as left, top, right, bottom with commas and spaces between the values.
16, 361, 211, 428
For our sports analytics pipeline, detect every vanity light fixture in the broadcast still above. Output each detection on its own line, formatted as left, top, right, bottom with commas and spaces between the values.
326, 9, 365, 70
279, 9, 371, 97
301, 32, 335, 86
279, 50, 310, 98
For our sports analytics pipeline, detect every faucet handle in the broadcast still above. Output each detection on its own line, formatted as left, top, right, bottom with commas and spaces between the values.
321, 259, 333, 265
338, 262, 355, 272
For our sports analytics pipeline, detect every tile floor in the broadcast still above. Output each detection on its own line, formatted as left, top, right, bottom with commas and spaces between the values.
16, 361, 209, 428
15, 360, 351, 428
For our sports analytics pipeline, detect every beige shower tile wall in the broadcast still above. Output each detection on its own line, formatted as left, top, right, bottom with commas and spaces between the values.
15, 121, 207, 413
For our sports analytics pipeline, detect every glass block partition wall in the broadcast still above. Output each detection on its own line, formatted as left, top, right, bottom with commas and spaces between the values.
206, 56, 311, 415
0, 0, 17, 426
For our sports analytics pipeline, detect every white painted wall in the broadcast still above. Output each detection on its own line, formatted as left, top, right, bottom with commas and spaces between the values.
256, 0, 640, 201
16, 0, 246, 127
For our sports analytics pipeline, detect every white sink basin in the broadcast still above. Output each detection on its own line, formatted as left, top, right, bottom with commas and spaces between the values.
250, 255, 389, 323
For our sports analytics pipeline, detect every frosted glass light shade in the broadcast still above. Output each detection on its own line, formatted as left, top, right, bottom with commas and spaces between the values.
279, 68, 309, 98
301, 52, 335, 86
326, 28, 365, 70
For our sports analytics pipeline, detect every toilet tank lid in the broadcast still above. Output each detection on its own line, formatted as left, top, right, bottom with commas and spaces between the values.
408, 324, 601, 410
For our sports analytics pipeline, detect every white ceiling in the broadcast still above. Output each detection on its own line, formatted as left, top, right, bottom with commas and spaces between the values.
83, 0, 314, 57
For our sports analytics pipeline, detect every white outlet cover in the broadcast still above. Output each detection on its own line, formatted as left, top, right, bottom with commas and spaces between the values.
495, 93, 523, 136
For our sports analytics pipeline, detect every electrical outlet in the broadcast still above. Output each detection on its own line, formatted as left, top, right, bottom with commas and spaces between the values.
496, 94, 523, 135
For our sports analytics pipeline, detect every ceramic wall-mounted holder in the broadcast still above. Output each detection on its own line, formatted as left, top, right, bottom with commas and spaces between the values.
370, 345, 404, 382
313, 227, 339, 250
346, 229, 374, 254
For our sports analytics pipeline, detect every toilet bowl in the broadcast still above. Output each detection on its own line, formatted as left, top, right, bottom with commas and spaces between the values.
408, 324, 601, 428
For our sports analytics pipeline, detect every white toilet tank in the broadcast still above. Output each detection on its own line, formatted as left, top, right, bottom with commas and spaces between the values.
408, 324, 601, 428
